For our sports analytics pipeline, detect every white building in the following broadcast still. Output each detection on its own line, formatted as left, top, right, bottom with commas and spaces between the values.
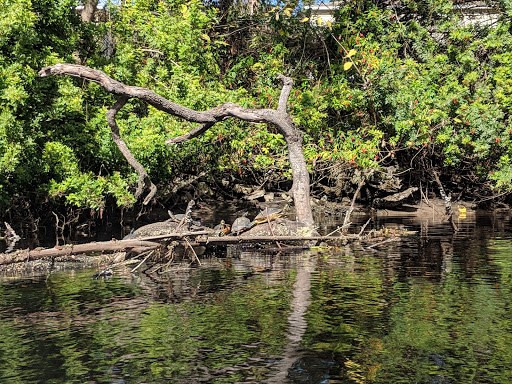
307, 1, 502, 27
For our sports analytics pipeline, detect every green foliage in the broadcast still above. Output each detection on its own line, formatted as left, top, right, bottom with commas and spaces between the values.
3, 0, 512, 212
48, 171, 136, 209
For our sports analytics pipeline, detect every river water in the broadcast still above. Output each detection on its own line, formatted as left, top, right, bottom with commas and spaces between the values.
1, 209, 512, 383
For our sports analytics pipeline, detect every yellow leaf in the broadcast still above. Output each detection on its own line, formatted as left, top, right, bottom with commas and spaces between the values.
453, 118, 462, 123
317, 17, 323, 26
283, 8, 291, 17
326, 20, 332, 30
345, 49, 357, 58
344, 61, 353, 70
275, 12, 279, 21
202, 34, 210, 42
300, 17, 309, 22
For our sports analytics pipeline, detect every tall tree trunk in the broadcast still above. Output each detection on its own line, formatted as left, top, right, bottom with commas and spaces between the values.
80, 0, 99, 23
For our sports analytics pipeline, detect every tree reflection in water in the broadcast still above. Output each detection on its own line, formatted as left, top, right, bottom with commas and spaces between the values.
0, 212, 512, 383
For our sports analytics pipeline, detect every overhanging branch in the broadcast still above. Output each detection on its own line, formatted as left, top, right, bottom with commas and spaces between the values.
166, 122, 215, 145
107, 96, 157, 204
39, 64, 314, 225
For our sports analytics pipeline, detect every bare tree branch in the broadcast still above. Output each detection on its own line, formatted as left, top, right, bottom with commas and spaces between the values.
277, 73, 293, 114
39, 64, 214, 123
166, 122, 215, 145
38, 64, 314, 225
106, 96, 157, 204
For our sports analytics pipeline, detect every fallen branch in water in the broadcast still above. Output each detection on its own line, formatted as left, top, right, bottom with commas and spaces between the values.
0, 226, 411, 268
366, 236, 401, 250
0, 239, 159, 266
0, 234, 355, 266
195, 234, 360, 244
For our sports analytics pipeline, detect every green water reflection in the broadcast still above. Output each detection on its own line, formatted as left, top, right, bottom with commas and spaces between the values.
303, 237, 512, 383
0, 267, 293, 383
1, 215, 512, 383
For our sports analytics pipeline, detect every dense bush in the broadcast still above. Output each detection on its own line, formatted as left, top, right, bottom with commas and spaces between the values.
1, 0, 512, 215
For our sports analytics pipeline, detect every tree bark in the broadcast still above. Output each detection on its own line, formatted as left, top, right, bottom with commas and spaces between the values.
80, 0, 99, 23
38, 64, 314, 225
0, 239, 159, 266
106, 96, 157, 204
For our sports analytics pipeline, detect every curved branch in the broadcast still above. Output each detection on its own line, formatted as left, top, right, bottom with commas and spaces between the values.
39, 64, 313, 225
277, 73, 293, 114
39, 64, 214, 123
166, 122, 215, 145
107, 96, 156, 204
38, 65, 291, 127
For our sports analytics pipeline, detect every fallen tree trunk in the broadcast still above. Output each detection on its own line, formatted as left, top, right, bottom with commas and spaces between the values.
0, 230, 406, 266
0, 235, 343, 266
0, 239, 159, 266
38, 64, 314, 225
193, 234, 359, 244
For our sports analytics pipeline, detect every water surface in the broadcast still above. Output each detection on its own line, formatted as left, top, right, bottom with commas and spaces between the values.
1, 210, 512, 383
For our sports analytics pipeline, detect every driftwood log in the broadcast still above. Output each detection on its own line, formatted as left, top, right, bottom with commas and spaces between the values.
0, 233, 353, 266
38, 64, 314, 226
0, 230, 406, 267
372, 187, 418, 209
0, 239, 159, 266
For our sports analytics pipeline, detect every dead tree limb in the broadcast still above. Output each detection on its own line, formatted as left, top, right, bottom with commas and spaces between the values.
3, 222, 21, 253
0, 240, 159, 266
433, 170, 457, 231
38, 64, 313, 225
107, 96, 157, 203
342, 180, 365, 234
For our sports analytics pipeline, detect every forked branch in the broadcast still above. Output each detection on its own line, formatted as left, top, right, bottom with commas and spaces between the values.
39, 64, 313, 225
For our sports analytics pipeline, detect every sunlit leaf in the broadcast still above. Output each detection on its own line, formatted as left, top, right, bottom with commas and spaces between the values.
283, 8, 291, 17
326, 20, 332, 30
345, 49, 357, 58
202, 34, 210, 42
344, 62, 353, 70
300, 17, 309, 22
453, 118, 462, 123
317, 17, 323, 26
275, 12, 279, 21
